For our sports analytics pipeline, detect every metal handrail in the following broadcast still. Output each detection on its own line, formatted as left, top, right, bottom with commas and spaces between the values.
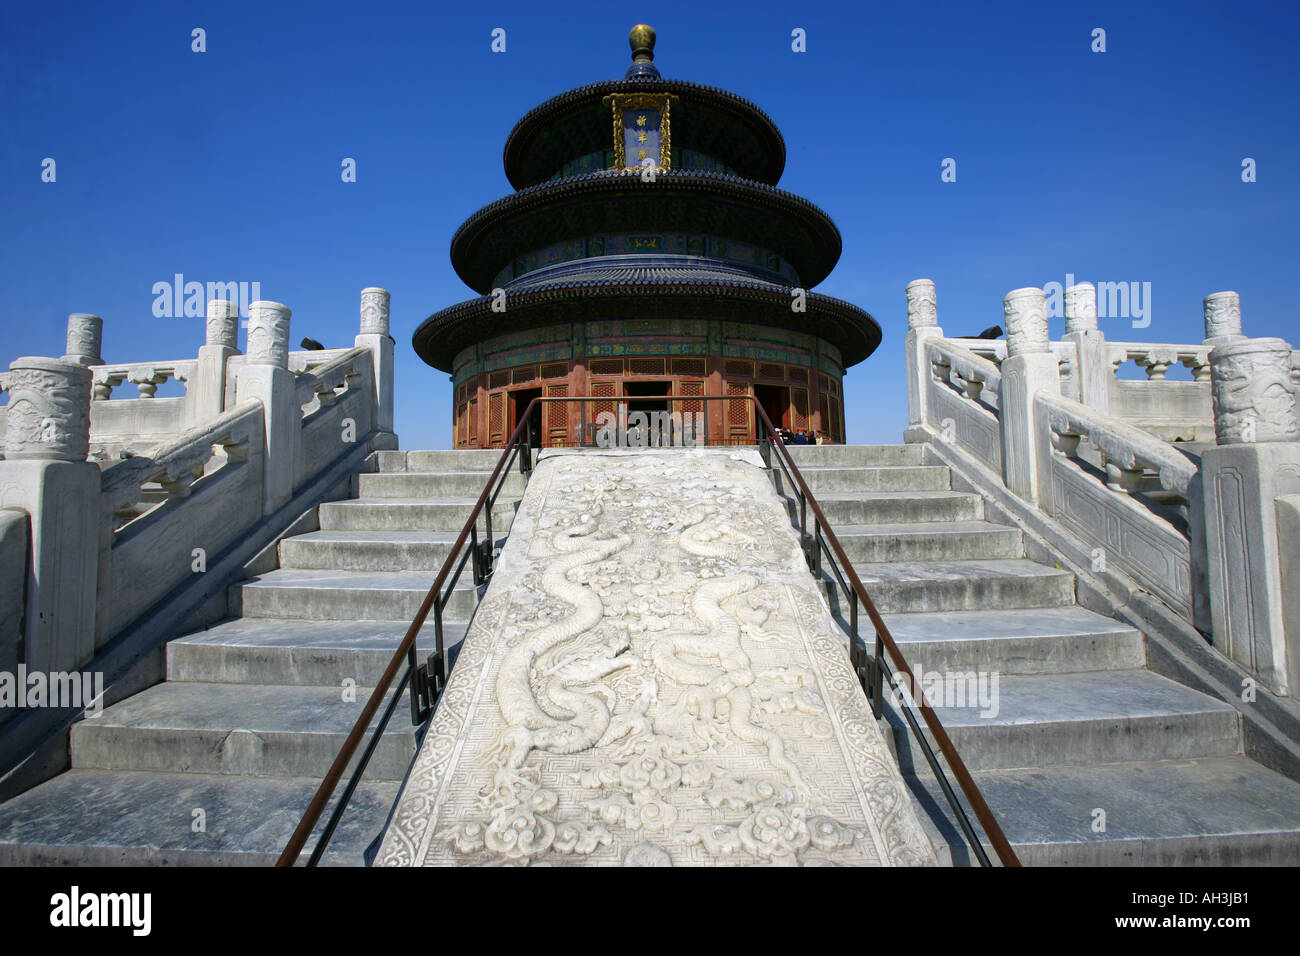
275, 410, 532, 866
751, 408, 1019, 866
277, 394, 1019, 867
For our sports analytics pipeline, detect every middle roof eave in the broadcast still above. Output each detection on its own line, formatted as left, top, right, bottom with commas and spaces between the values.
448, 169, 844, 293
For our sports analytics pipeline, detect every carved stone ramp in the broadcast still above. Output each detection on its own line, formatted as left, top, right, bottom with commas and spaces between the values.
377, 449, 937, 866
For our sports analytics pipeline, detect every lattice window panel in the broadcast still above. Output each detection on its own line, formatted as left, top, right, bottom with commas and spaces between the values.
629, 357, 666, 376
675, 379, 704, 416
455, 402, 466, 447
725, 359, 753, 378
788, 367, 808, 384
791, 387, 809, 430
819, 395, 831, 439
672, 358, 706, 376
468, 398, 478, 446
588, 380, 617, 440
544, 383, 569, 446
489, 371, 509, 390
830, 398, 842, 443
757, 363, 785, 381
819, 373, 830, 396
541, 363, 568, 380
511, 365, 537, 385
726, 380, 751, 441
489, 393, 505, 445
590, 359, 623, 376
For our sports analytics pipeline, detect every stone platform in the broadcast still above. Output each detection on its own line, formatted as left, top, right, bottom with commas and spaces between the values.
376, 449, 936, 866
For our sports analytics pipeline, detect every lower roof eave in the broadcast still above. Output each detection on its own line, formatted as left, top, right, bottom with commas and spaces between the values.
412, 283, 881, 373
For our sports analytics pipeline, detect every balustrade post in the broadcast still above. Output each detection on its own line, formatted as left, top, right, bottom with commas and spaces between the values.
189, 299, 241, 427
1202, 291, 1244, 349
1278, 494, 1300, 699
235, 301, 296, 515
62, 313, 103, 367
1062, 282, 1110, 414
1201, 336, 1300, 696
903, 279, 943, 440
357, 287, 398, 450
0, 357, 99, 674
999, 287, 1061, 505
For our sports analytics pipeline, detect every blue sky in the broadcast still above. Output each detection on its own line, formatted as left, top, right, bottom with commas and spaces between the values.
2, 0, 1295, 446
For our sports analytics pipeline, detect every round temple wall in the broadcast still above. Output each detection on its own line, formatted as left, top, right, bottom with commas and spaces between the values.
449, 319, 847, 447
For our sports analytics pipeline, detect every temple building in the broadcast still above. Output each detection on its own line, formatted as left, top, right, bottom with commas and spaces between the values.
413, 25, 881, 447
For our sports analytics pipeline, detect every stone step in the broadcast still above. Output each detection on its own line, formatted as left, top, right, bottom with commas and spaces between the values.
379, 449, 508, 473
775, 464, 951, 496
823, 558, 1075, 615
831, 520, 1023, 563
890, 670, 1241, 774
812, 491, 984, 525
234, 569, 484, 621
785, 443, 926, 467
0, 770, 396, 866
878, 606, 1145, 675
318, 497, 519, 532
357, 470, 527, 499
167, 618, 471, 686
71, 681, 417, 780
913, 756, 1300, 866
280, 530, 506, 572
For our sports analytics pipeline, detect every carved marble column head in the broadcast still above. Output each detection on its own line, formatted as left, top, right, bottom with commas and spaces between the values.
905, 279, 938, 330
1209, 337, 1298, 444
360, 287, 391, 336
206, 299, 240, 350
1003, 287, 1051, 355
245, 301, 292, 368
63, 313, 103, 366
1203, 291, 1243, 343
4, 357, 92, 461
1063, 283, 1098, 333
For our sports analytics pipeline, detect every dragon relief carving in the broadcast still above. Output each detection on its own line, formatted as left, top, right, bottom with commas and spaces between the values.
416, 454, 935, 867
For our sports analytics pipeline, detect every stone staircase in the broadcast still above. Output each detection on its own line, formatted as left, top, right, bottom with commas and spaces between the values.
0, 449, 518, 865
786, 442, 1300, 865
4, 442, 1300, 866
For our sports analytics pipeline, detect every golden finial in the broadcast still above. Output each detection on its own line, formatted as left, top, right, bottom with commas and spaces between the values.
629, 24, 656, 62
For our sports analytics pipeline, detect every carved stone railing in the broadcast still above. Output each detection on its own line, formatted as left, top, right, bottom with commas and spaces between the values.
923, 338, 1003, 474
905, 278, 1300, 698
91, 360, 197, 400
293, 346, 377, 488
1104, 341, 1214, 443
96, 401, 264, 642
946, 339, 1081, 402
294, 346, 370, 412
86, 360, 200, 459
1, 288, 397, 680
1106, 342, 1212, 381
101, 401, 259, 526
1035, 390, 1197, 618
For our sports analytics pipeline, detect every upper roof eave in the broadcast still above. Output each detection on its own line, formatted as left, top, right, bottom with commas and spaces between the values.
502, 76, 787, 189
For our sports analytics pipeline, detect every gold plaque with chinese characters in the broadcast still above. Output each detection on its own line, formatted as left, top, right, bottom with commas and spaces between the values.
604, 92, 678, 172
